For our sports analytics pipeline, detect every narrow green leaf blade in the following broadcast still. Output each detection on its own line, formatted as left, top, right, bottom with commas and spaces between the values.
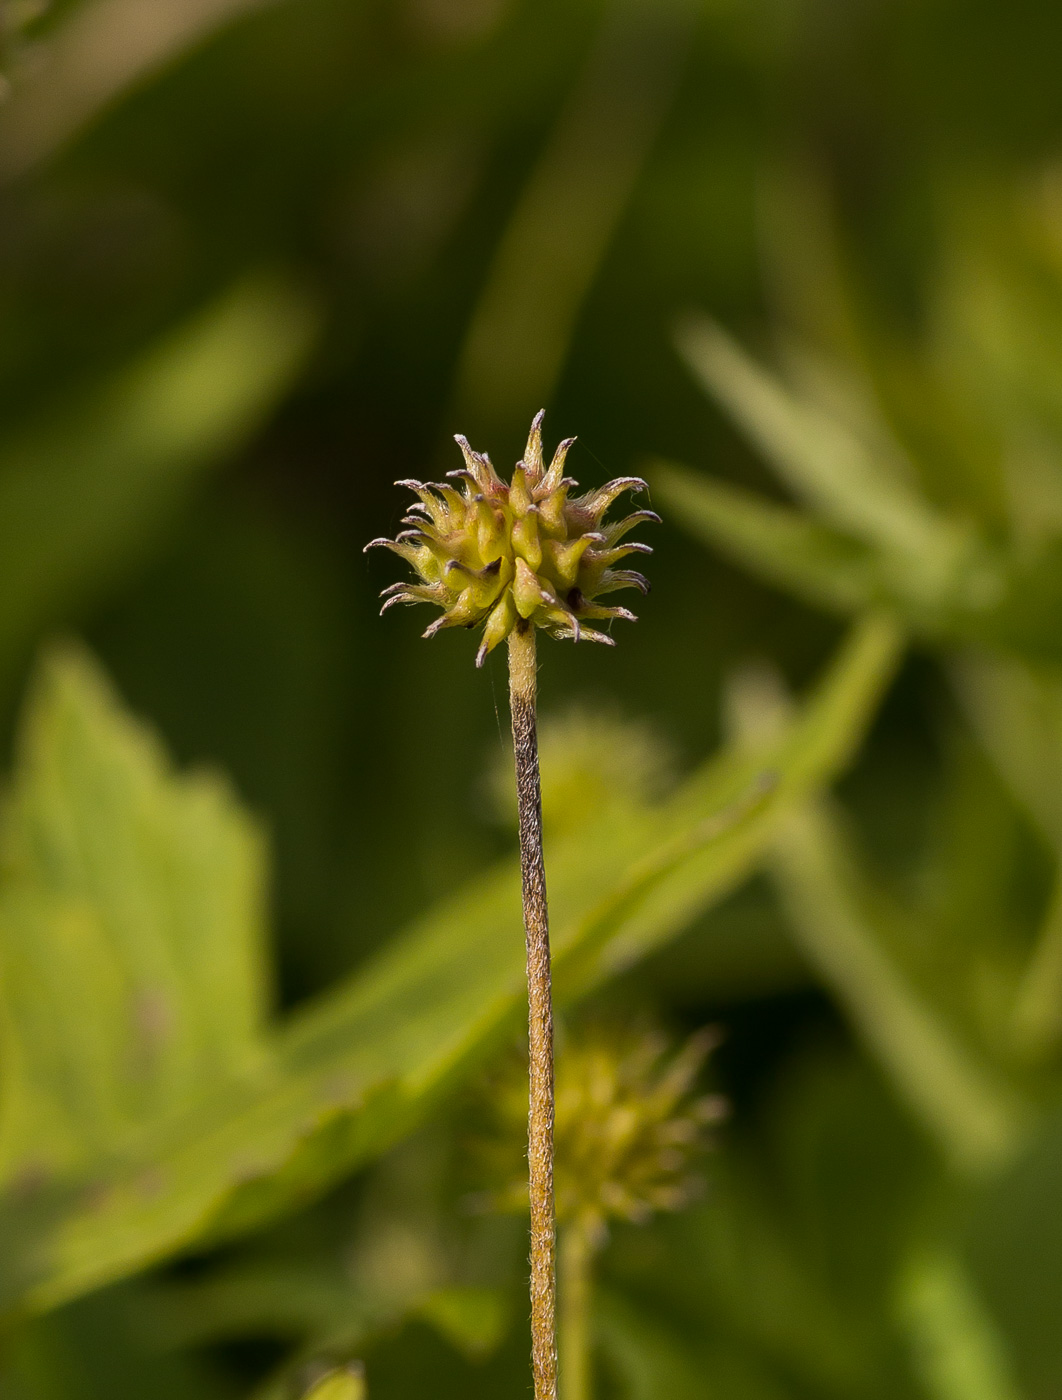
897, 1250, 1024, 1400
764, 799, 1028, 1176
675, 314, 945, 559
951, 651, 1062, 850
652, 459, 879, 614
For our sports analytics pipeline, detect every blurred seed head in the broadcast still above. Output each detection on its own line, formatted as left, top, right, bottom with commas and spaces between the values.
365, 412, 658, 666
480, 1022, 726, 1238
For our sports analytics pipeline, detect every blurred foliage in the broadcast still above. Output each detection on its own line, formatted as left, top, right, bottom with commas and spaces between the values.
0, 606, 892, 1319
2, 0, 1062, 1397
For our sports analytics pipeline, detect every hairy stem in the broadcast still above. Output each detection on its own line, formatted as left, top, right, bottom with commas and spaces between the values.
560, 1213, 598, 1400
508, 622, 556, 1400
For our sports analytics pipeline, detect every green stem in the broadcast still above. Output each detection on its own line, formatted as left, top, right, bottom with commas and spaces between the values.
508, 623, 556, 1400
560, 1214, 598, 1400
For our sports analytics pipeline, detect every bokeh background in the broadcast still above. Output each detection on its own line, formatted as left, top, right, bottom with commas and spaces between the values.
5, 0, 1062, 1397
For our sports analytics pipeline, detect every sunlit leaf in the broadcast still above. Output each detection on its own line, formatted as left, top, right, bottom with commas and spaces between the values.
0, 643, 269, 1185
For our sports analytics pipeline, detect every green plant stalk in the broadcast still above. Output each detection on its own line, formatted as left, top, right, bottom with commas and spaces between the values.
560, 1213, 598, 1400
509, 622, 557, 1400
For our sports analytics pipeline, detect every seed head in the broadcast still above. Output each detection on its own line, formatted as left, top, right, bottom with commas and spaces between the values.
365, 412, 659, 666
481, 1024, 726, 1237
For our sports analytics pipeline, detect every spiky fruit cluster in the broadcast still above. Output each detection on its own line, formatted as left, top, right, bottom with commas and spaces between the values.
365, 412, 658, 666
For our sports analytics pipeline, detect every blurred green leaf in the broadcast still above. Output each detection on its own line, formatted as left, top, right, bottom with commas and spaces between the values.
145, 1261, 380, 1350
412, 1285, 509, 1360
454, 0, 693, 438
0, 275, 318, 671
950, 652, 1062, 1063
664, 317, 1062, 663
677, 1165, 870, 1396
0, 613, 899, 1316
652, 459, 883, 615
722, 628, 1030, 1175
965, 1101, 1062, 1398
1009, 882, 1062, 1066
896, 1250, 1023, 1400
674, 315, 949, 562
0, 642, 269, 1184
300, 1367, 365, 1400
952, 652, 1062, 850
0, 0, 281, 179
763, 797, 1028, 1176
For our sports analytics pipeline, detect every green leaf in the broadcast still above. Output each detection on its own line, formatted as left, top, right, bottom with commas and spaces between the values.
951, 651, 1062, 850
666, 321, 1036, 650
454, 0, 694, 434
674, 315, 947, 561
896, 1250, 1023, 1400
950, 653, 1062, 1063
651, 459, 881, 614
0, 275, 318, 671
762, 797, 1028, 1176
300, 1368, 365, 1400
0, 0, 281, 179
0, 614, 900, 1316
964, 1100, 1062, 1398
0, 643, 270, 1185
413, 1286, 510, 1360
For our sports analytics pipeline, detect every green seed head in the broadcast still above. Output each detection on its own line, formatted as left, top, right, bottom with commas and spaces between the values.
483, 1024, 726, 1236
365, 412, 658, 666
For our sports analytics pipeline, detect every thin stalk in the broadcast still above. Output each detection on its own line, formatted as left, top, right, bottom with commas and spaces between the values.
560, 1213, 598, 1400
508, 622, 556, 1400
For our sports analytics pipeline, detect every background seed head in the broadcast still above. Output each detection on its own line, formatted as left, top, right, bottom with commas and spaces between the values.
365, 412, 659, 666
481, 1023, 727, 1237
